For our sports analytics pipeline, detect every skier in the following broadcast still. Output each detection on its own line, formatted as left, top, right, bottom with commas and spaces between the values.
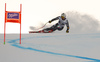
43, 13, 69, 33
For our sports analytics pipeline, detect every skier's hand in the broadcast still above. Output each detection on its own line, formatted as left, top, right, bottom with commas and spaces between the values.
66, 30, 69, 33
49, 21, 52, 23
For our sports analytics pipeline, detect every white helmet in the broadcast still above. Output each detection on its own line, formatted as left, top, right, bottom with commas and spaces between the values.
61, 13, 66, 18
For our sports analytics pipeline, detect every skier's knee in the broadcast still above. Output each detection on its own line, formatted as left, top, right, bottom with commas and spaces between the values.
57, 27, 63, 31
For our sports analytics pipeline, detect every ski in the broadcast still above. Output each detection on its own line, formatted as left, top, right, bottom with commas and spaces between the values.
29, 30, 53, 33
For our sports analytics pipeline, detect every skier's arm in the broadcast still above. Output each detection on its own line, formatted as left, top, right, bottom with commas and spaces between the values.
51, 16, 59, 22
49, 16, 59, 23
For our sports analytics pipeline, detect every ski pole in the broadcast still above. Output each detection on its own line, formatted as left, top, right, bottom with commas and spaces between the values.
30, 22, 49, 30
38, 22, 48, 29
33, 22, 48, 30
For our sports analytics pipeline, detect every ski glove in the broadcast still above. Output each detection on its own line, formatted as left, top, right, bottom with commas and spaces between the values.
66, 27, 69, 33
49, 21, 52, 23
66, 30, 69, 33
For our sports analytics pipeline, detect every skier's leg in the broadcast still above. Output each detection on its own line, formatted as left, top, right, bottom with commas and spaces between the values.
43, 24, 58, 32
57, 27, 64, 31
43, 27, 52, 31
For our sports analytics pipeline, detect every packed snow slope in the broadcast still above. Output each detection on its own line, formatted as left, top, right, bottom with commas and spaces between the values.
0, 32, 100, 62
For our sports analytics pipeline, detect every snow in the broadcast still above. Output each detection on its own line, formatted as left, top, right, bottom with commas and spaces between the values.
0, 33, 100, 62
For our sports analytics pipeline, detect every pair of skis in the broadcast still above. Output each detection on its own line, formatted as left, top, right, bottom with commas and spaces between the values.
29, 30, 53, 33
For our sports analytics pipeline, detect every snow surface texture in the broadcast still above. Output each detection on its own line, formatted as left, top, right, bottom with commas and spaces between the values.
0, 33, 100, 62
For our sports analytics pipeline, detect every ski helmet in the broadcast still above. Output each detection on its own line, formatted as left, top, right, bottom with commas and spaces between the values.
61, 13, 66, 18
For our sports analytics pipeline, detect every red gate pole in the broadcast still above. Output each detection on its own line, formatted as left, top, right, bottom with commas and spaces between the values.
20, 4, 22, 44
4, 3, 6, 44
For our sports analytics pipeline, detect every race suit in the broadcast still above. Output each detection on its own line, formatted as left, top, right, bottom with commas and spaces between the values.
44, 16, 69, 32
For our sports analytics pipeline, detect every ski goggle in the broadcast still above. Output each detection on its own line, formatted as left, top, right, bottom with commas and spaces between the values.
61, 16, 65, 19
